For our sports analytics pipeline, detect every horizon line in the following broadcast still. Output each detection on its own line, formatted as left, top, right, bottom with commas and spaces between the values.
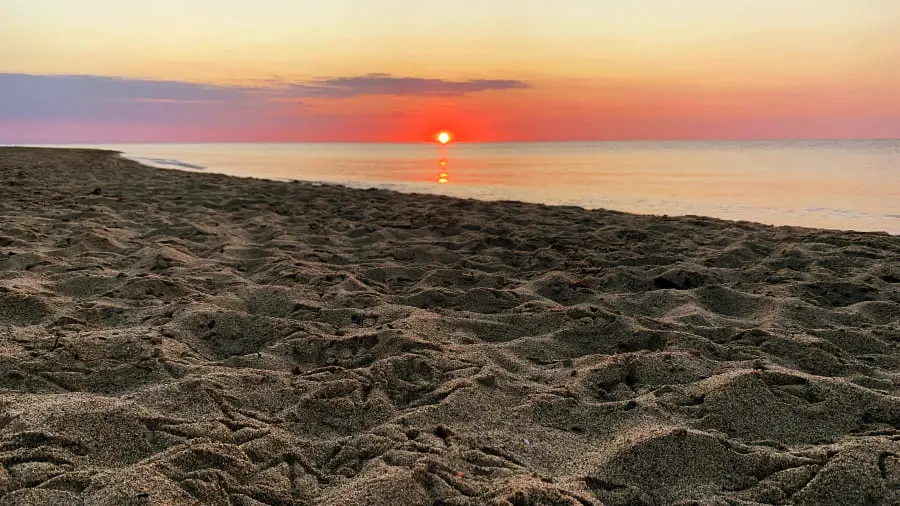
6, 137, 900, 146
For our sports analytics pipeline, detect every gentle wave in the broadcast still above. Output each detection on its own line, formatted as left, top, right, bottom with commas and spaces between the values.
127, 156, 206, 171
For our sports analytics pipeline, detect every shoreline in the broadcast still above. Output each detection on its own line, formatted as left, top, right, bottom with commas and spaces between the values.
1, 146, 899, 504
112, 148, 900, 237
11, 142, 899, 235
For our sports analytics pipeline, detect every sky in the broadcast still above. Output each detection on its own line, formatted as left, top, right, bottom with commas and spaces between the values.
2, 0, 900, 143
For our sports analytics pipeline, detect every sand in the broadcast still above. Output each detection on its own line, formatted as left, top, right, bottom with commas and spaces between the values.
0, 147, 899, 505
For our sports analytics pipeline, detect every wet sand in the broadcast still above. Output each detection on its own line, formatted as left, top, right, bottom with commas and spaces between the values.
1, 147, 899, 505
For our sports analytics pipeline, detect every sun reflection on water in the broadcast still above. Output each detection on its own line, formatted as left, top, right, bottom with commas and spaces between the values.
438, 158, 449, 183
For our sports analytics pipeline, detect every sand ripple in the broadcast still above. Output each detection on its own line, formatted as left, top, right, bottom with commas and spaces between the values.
1, 147, 899, 505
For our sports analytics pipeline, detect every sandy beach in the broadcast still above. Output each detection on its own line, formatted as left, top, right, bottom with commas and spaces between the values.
1, 146, 899, 505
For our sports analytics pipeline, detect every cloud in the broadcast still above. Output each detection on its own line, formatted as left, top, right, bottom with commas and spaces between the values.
303, 74, 530, 97
0, 73, 529, 130
0, 73, 268, 123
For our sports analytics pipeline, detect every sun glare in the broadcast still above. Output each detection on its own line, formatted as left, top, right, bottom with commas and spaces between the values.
437, 131, 451, 144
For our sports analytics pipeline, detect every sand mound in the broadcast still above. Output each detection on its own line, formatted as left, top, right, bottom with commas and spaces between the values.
1, 147, 899, 505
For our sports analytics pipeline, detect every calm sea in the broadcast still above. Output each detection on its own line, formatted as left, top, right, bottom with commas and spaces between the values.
53, 141, 900, 234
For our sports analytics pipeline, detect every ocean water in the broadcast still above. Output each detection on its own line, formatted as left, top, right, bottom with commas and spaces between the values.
59, 140, 900, 234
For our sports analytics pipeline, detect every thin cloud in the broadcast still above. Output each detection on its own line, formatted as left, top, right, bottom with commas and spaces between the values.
0, 73, 266, 122
304, 73, 530, 97
0, 73, 530, 124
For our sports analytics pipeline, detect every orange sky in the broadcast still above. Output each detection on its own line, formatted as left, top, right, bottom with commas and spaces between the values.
2, 0, 900, 142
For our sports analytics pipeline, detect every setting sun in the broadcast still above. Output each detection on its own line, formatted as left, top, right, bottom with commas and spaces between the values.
437, 131, 451, 144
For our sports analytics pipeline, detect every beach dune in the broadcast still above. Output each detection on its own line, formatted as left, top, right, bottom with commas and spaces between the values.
1, 147, 899, 505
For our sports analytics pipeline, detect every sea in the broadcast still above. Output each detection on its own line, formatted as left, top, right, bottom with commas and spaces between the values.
49, 140, 900, 234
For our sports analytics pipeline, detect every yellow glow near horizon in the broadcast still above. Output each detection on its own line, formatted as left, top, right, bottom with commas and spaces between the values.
437, 132, 451, 144
3, 1, 899, 86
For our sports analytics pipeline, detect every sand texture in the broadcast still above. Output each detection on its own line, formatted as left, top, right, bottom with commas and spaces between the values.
1, 147, 900, 505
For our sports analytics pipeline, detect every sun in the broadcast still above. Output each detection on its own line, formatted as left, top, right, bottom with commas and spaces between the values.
437, 131, 451, 144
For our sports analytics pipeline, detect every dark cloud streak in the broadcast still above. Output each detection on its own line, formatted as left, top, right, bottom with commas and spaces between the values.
306, 73, 529, 97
